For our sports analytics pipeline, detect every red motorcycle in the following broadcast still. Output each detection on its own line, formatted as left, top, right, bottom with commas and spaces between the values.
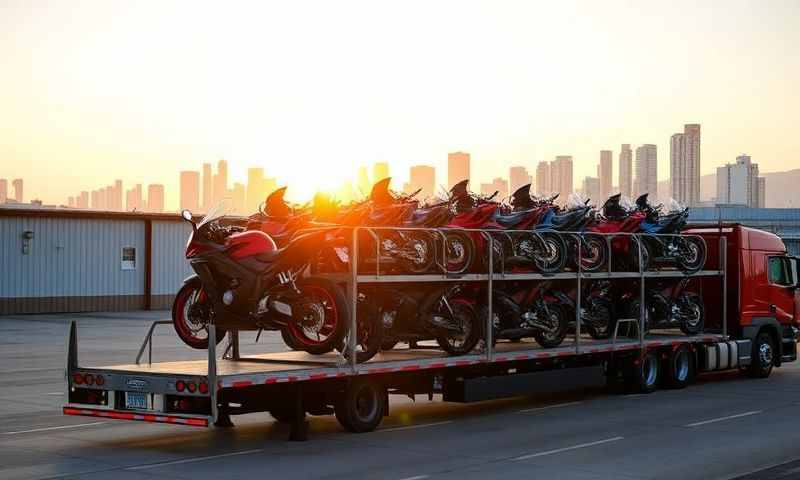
172, 202, 348, 354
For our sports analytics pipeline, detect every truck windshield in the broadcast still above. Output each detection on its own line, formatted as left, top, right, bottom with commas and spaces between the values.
768, 256, 793, 286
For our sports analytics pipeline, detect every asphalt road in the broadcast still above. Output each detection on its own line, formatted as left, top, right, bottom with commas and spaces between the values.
1, 311, 799, 480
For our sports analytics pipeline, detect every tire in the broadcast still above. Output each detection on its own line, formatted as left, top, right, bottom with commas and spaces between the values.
531, 231, 567, 274
171, 281, 227, 350
280, 327, 302, 350
585, 298, 615, 340
664, 345, 694, 389
747, 332, 775, 378
334, 378, 385, 433
579, 234, 608, 272
623, 299, 649, 337
285, 277, 348, 355
629, 350, 660, 393
678, 293, 704, 336
635, 238, 652, 272
677, 237, 707, 274
434, 298, 482, 355
338, 299, 382, 363
532, 302, 569, 348
482, 233, 513, 273
443, 231, 475, 274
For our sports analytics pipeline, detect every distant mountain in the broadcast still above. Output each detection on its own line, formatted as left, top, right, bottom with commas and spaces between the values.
656, 169, 800, 208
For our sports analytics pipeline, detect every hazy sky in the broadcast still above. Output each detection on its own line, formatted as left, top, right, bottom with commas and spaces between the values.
1, 0, 798, 207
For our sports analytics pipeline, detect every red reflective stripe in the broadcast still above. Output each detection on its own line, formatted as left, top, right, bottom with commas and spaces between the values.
63, 406, 208, 427
429, 362, 447, 368
494, 357, 508, 362
536, 352, 551, 358
455, 360, 471, 366
514, 354, 529, 360
557, 351, 572, 357
232, 381, 253, 388
309, 373, 328, 380
401, 365, 420, 371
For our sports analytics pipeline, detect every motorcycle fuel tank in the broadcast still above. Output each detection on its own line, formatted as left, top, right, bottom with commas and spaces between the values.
226, 230, 277, 260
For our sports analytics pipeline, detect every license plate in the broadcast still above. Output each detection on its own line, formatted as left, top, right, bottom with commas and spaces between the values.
125, 392, 149, 410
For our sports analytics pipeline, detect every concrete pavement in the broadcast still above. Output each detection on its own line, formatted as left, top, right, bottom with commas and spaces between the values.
1, 311, 799, 480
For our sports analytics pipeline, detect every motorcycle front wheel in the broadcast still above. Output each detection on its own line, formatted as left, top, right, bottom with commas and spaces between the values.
171, 280, 227, 350
678, 293, 705, 336
677, 237, 707, 274
284, 277, 348, 355
443, 231, 475, 274
532, 302, 568, 348
402, 232, 436, 274
434, 298, 482, 355
579, 234, 608, 272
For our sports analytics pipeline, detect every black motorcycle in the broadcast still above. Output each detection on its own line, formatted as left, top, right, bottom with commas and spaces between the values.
636, 194, 706, 273
621, 278, 705, 336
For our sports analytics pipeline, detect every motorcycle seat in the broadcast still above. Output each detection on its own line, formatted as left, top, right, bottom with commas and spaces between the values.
493, 209, 535, 228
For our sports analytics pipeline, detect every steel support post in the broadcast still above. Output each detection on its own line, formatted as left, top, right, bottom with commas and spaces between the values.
208, 319, 219, 425
721, 236, 728, 339
637, 235, 645, 348
350, 228, 359, 372
575, 233, 582, 354
486, 234, 494, 362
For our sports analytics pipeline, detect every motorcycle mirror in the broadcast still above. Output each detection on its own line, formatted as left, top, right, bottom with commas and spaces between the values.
488, 190, 499, 200
181, 209, 193, 222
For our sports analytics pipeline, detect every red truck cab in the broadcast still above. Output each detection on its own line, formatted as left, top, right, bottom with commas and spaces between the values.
689, 224, 800, 369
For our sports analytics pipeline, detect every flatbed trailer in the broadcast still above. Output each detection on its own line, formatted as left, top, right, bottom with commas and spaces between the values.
63, 227, 798, 439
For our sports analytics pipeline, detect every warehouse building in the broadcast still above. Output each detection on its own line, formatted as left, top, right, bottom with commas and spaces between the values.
0, 208, 193, 314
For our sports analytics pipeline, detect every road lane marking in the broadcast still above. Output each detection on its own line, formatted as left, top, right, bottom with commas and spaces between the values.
398, 476, 430, 480
45, 392, 64, 395
127, 449, 263, 470
518, 401, 582, 413
378, 421, 453, 432
514, 436, 624, 460
684, 410, 762, 427
2, 421, 107, 435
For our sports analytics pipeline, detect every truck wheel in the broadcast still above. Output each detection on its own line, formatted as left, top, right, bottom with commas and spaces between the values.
627, 351, 660, 393
335, 378, 385, 433
748, 332, 774, 378
664, 345, 693, 389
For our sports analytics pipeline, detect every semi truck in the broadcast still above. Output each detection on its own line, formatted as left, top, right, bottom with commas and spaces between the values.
63, 224, 799, 439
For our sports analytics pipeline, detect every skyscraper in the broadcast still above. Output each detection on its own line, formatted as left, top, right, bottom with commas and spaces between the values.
716, 154, 764, 208
147, 184, 164, 212
509, 166, 532, 194
12, 178, 23, 203
77, 191, 89, 209
125, 184, 143, 211
180, 171, 200, 211
598, 150, 613, 199
448, 152, 470, 190
535, 161, 551, 195
671, 124, 701, 206
213, 159, 228, 205
0, 179, 7, 203
619, 144, 632, 198
634, 144, 658, 198
373, 162, 390, 183
550, 156, 573, 201
357, 166, 370, 197
582, 176, 601, 202
232, 182, 246, 214
407, 165, 436, 199
113, 180, 123, 211
202, 163, 212, 211
480, 177, 508, 200
246, 167, 266, 213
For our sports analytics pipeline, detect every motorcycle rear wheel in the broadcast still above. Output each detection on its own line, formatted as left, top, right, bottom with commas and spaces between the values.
285, 277, 348, 355
532, 302, 569, 348
171, 281, 227, 350
677, 237, 707, 274
435, 298, 482, 355
678, 293, 705, 335
579, 234, 608, 272
443, 231, 475, 274
402, 233, 436, 274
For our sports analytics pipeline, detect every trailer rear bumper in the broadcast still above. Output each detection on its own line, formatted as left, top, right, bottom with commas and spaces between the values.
62, 405, 210, 427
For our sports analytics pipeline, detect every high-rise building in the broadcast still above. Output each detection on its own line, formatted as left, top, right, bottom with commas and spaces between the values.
448, 152, 470, 190
634, 144, 658, 198
582, 176, 601, 202
0, 179, 7, 203
716, 154, 764, 208
757, 177, 766, 208
406, 165, 436, 200
202, 163, 213, 211
147, 184, 164, 212
480, 177, 508, 200
535, 161, 551, 195
671, 124, 701, 206
77, 191, 89, 209
125, 184, 143, 211
212, 159, 228, 205
357, 166, 370, 197
112, 180, 123, 211
246, 168, 266, 213
619, 144, 632, 198
598, 150, 613, 199
180, 171, 201, 212
232, 182, 246, 214
90, 190, 101, 210
373, 162, 390, 184
12, 178, 23, 203
509, 166, 532, 194
550, 156, 573, 201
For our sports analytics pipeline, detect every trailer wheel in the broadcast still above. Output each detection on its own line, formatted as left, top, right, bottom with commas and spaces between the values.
747, 332, 774, 379
335, 378, 385, 433
627, 350, 660, 393
664, 345, 693, 389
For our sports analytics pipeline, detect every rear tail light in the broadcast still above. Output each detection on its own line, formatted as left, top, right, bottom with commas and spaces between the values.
176, 380, 186, 392
198, 382, 208, 394
73, 373, 85, 385
187, 382, 197, 393
85, 374, 95, 385
95, 375, 105, 386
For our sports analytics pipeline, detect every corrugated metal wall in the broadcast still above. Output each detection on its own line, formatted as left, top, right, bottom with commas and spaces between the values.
151, 221, 194, 307
0, 217, 145, 299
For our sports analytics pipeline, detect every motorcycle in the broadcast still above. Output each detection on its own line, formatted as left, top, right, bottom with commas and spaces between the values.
620, 277, 705, 336
551, 279, 616, 339
172, 201, 348, 354
636, 194, 706, 273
